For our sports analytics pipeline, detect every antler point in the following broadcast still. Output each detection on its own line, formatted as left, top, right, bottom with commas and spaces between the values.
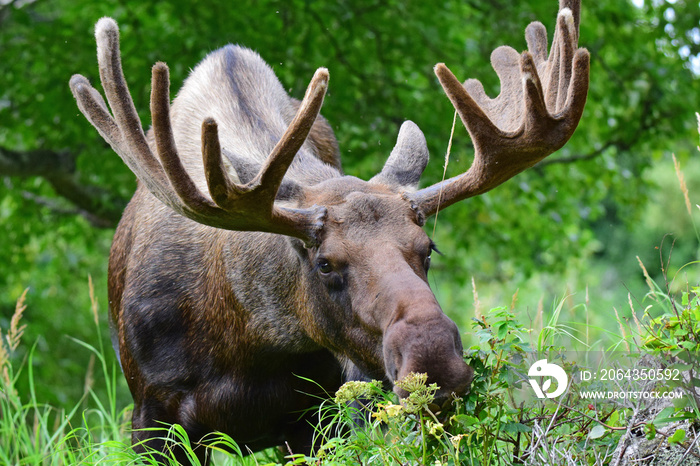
69, 74, 89, 90
434, 63, 454, 82
575, 47, 591, 60
95, 17, 118, 39
313, 67, 330, 84
519, 51, 538, 79
559, 8, 575, 29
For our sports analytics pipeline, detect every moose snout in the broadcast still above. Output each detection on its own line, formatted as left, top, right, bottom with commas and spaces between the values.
383, 313, 473, 403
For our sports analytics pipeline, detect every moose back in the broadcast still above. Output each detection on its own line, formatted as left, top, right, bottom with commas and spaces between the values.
70, 0, 588, 463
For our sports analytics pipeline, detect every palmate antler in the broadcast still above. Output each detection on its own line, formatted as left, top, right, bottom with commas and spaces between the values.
408, 0, 590, 216
69, 18, 328, 245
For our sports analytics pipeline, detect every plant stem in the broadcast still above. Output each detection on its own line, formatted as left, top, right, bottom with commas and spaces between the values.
420, 411, 427, 464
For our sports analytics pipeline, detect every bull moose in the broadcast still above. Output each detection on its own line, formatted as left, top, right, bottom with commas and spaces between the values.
69, 0, 589, 463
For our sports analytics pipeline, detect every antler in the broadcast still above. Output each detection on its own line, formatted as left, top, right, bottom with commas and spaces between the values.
409, 0, 590, 216
69, 18, 328, 245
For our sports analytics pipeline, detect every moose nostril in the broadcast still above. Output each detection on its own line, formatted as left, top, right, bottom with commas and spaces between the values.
391, 367, 399, 383
383, 341, 402, 384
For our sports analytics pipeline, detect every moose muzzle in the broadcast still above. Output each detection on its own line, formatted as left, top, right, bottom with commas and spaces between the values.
383, 310, 473, 405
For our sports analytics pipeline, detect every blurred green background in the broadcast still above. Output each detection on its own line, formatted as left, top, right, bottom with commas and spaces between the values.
1, 0, 699, 408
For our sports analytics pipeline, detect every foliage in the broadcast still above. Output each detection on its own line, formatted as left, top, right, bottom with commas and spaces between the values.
0, 283, 131, 464
316, 292, 700, 465
641, 283, 700, 416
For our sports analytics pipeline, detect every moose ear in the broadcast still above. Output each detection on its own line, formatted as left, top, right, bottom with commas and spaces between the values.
370, 121, 429, 191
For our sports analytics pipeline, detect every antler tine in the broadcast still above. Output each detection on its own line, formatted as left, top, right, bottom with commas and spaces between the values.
409, 0, 589, 217
200, 68, 327, 214
202, 118, 246, 211
70, 22, 176, 209
92, 18, 173, 201
257, 68, 329, 197
69, 74, 122, 148
552, 9, 577, 112
559, 0, 581, 35
150, 62, 220, 214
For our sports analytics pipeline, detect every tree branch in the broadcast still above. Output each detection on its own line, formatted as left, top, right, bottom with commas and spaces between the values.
539, 68, 660, 169
0, 146, 75, 177
2, 146, 127, 228
537, 141, 616, 167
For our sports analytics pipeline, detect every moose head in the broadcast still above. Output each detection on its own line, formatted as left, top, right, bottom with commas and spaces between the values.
70, 0, 588, 463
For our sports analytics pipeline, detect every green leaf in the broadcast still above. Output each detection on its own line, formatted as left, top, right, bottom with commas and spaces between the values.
608, 410, 620, 426
452, 414, 479, 429
680, 341, 698, 351
668, 429, 686, 445
654, 410, 695, 426
653, 407, 676, 426
646, 423, 657, 440
502, 422, 531, 434
588, 425, 607, 439
670, 363, 693, 372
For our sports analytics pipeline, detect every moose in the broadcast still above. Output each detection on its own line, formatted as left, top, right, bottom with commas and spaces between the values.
69, 0, 588, 463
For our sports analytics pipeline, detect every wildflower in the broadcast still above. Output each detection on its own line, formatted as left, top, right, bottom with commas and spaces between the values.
334, 380, 375, 404
450, 433, 467, 449
395, 372, 428, 393
395, 372, 439, 413
428, 420, 444, 437
373, 402, 403, 423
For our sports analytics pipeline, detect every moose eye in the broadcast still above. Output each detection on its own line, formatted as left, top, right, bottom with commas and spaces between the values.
424, 255, 431, 271
317, 259, 333, 274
